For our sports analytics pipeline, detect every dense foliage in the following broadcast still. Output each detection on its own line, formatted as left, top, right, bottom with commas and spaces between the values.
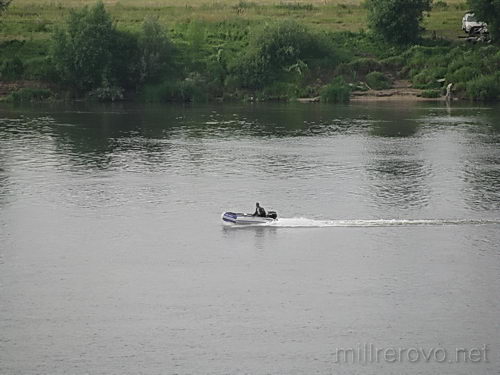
52, 2, 138, 94
403, 44, 500, 100
229, 21, 340, 89
468, 0, 500, 40
365, 0, 432, 44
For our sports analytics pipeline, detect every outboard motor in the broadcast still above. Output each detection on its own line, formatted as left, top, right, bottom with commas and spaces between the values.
267, 211, 278, 219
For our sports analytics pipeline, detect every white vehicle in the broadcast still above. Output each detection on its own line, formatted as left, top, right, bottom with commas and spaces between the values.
462, 12, 487, 34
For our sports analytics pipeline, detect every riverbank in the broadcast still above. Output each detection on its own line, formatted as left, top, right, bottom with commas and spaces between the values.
1, 0, 499, 103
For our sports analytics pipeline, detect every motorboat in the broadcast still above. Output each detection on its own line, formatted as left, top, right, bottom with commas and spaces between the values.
222, 211, 278, 225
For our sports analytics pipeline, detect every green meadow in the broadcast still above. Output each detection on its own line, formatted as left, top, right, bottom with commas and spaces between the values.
2, 0, 469, 41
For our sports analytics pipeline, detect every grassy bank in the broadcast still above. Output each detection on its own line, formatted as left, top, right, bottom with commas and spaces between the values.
1, 0, 499, 102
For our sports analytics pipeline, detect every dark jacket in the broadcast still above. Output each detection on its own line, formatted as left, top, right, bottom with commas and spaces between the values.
254, 206, 266, 217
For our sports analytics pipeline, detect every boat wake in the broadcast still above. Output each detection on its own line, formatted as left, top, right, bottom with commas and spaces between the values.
226, 217, 500, 228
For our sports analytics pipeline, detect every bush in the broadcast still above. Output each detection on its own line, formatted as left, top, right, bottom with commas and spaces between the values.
320, 77, 351, 103
348, 58, 381, 77
23, 57, 59, 81
6, 88, 52, 102
412, 67, 447, 89
52, 1, 140, 93
366, 0, 432, 44
142, 74, 208, 103
433, 1, 448, 9
365, 71, 391, 89
88, 83, 124, 102
420, 89, 441, 98
260, 82, 300, 101
380, 55, 405, 71
446, 66, 480, 84
0, 57, 24, 81
230, 20, 338, 89
466, 74, 500, 101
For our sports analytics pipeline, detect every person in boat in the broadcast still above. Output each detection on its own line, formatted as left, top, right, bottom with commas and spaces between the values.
253, 202, 267, 217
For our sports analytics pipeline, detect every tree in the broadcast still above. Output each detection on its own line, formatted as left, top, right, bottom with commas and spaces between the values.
365, 0, 432, 44
52, 1, 139, 93
468, 0, 500, 40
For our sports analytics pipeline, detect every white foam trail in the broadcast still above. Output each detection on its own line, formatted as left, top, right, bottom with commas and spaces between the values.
229, 217, 500, 228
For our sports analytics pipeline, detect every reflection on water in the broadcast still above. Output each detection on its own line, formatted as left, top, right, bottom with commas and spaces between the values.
0, 102, 499, 213
370, 118, 420, 137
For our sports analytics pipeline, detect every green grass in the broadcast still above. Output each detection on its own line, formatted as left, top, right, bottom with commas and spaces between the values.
0, 0, 472, 75
1, 0, 470, 41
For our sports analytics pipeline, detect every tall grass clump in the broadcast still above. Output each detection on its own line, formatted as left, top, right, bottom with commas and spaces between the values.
320, 77, 351, 103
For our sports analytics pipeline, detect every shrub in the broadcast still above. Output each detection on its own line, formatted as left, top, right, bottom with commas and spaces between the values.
0, 57, 24, 81
420, 89, 441, 98
88, 83, 124, 102
230, 20, 338, 89
446, 66, 480, 84
320, 77, 351, 103
412, 67, 447, 89
365, 71, 392, 89
142, 74, 208, 103
23, 57, 59, 81
7, 88, 52, 102
466, 74, 500, 101
260, 82, 300, 101
348, 58, 381, 77
433, 1, 448, 9
52, 1, 140, 93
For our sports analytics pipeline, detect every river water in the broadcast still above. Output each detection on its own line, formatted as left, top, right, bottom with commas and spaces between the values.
0, 102, 499, 374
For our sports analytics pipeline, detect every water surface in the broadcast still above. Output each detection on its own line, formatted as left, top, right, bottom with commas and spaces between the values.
0, 102, 499, 374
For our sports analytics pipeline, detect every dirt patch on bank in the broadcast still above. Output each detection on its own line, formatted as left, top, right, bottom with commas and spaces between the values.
351, 80, 444, 102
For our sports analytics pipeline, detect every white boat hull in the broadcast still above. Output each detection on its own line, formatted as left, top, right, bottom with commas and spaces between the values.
222, 212, 276, 225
